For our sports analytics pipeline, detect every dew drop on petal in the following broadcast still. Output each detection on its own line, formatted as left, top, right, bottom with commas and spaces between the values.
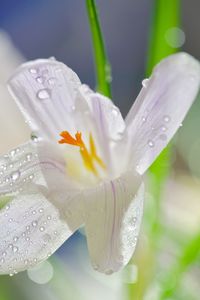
48, 77, 56, 85
10, 170, 21, 182
29, 68, 37, 74
10, 149, 16, 157
141, 116, 147, 123
13, 246, 18, 253
161, 125, 167, 132
32, 221, 38, 227
39, 226, 45, 232
37, 89, 51, 100
6, 205, 10, 210
142, 78, 149, 88
163, 115, 171, 123
36, 76, 45, 84
26, 153, 32, 161
147, 140, 155, 148
112, 108, 119, 116
31, 133, 40, 142
13, 236, 18, 242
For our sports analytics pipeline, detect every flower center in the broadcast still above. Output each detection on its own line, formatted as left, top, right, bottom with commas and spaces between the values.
58, 131, 106, 176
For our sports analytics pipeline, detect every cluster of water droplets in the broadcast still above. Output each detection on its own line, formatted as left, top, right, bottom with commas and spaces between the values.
140, 102, 171, 149
146, 114, 171, 149
120, 182, 143, 270
0, 198, 61, 276
29, 64, 58, 101
0, 142, 57, 275
0, 144, 38, 195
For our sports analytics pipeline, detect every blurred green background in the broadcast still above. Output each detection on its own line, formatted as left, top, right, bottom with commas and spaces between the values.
0, 1, 200, 300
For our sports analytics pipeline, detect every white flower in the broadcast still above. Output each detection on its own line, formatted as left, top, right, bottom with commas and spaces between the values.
0, 53, 199, 276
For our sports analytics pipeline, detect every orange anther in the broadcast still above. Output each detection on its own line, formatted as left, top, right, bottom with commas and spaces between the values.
58, 131, 106, 176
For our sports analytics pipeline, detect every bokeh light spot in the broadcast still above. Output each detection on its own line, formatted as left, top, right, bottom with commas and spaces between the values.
165, 27, 186, 48
27, 260, 54, 284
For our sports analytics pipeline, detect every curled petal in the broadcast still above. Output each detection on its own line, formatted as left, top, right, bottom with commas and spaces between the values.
83, 171, 144, 274
125, 53, 200, 174
0, 141, 84, 274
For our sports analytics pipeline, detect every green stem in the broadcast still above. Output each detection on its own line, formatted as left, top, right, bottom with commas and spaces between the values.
85, 0, 112, 98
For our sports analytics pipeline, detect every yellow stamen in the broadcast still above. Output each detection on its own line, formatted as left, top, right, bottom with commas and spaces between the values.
59, 131, 106, 176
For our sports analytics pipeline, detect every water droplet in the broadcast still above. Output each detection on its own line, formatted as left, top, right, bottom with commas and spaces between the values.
10, 149, 16, 157
9, 244, 13, 250
13, 236, 18, 242
142, 78, 149, 88
112, 108, 119, 116
141, 116, 146, 123
39, 226, 45, 232
71, 105, 76, 111
39, 208, 44, 213
161, 125, 167, 132
37, 89, 51, 100
163, 115, 171, 123
32, 221, 38, 227
10, 170, 21, 182
179, 123, 183, 127
29, 68, 37, 74
147, 140, 154, 148
13, 246, 18, 253
36, 76, 45, 84
0, 258, 5, 263
31, 133, 39, 142
6, 205, 10, 210
48, 77, 56, 85
26, 153, 32, 161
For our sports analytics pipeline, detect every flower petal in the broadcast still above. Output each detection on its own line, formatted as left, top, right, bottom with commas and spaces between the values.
83, 171, 144, 274
7, 59, 85, 140
0, 141, 84, 274
78, 85, 125, 174
125, 53, 200, 174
